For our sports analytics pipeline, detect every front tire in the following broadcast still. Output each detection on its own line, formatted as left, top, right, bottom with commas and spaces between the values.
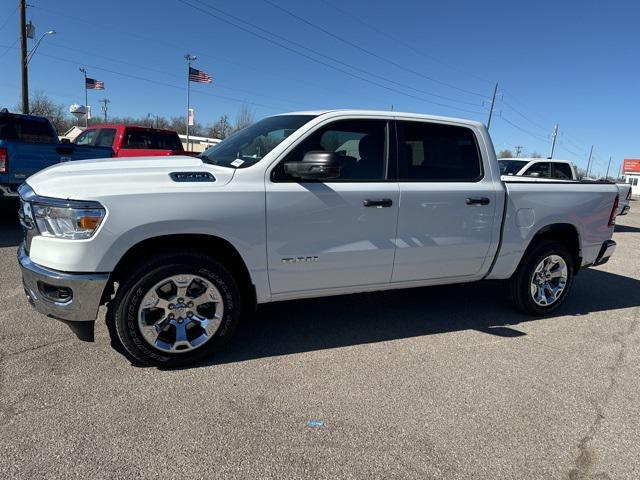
112, 251, 242, 367
508, 240, 574, 316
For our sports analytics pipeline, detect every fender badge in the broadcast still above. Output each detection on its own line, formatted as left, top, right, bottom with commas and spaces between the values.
282, 256, 319, 264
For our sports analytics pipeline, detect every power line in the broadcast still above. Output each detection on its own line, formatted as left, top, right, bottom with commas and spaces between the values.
178, 0, 487, 116
43, 40, 312, 109
0, 38, 18, 60
317, 0, 494, 86
500, 98, 548, 133
497, 114, 550, 143
35, 50, 287, 112
0, 4, 18, 32
261, 0, 489, 100
29, 4, 370, 101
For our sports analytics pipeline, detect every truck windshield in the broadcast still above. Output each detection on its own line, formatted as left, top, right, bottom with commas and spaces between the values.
0, 116, 57, 144
499, 159, 528, 175
199, 114, 316, 168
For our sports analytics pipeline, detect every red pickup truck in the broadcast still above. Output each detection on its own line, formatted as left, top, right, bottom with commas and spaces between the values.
73, 124, 189, 157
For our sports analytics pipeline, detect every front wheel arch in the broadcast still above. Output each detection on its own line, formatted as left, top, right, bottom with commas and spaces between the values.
103, 234, 255, 311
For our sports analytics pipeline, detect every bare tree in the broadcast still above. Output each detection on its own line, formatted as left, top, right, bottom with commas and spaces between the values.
15, 91, 74, 135
234, 104, 255, 132
529, 151, 542, 158
208, 115, 232, 139
497, 149, 514, 158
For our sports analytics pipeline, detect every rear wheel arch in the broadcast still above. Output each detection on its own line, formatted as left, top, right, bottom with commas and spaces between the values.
524, 223, 581, 271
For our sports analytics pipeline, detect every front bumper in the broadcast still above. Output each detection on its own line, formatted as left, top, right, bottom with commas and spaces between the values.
18, 244, 110, 322
593, 240, 616, 267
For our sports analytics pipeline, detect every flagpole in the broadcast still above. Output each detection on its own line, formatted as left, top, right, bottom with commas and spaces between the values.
185, 54, 196, 151
79, 67, 88, 128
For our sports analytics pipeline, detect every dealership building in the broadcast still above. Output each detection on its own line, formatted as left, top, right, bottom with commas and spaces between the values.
622, 159, 640, 196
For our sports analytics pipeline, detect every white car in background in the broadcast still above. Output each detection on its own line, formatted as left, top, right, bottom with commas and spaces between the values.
499, 157, 631, 215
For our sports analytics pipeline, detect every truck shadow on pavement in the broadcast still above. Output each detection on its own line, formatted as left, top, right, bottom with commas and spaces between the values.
615, 223, 640, 233
0, 202, 22, 248
106, 266, 640, 369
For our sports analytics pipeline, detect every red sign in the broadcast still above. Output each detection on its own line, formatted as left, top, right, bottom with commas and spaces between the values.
624, 159, 640, 173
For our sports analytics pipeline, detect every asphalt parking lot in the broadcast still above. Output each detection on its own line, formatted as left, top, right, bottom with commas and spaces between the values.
0, 200, 638, 480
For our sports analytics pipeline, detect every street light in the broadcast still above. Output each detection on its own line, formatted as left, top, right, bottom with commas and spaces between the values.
26, 30, 56, 64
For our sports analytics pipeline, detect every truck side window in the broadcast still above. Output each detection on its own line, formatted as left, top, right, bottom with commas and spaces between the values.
397, 121, 482, 181
95, 128, 116, 147
75, 129, 98, 146
273, 119, 388, 181
123, 130, 149, 149
524, 162, 551, 178
553, 163, 573, 179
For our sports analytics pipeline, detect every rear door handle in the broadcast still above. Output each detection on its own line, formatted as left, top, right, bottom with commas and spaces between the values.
363, 198, 393, 208
466, 197, 490, 206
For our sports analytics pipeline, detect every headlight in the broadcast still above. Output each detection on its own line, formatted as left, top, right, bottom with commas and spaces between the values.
32, 204, 105, 239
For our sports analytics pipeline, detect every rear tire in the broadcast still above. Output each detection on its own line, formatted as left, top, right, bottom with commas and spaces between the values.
508, 240, 574, 316
112, 251, 242, 367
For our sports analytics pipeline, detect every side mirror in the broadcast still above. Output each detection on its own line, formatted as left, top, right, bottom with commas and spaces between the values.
60, 138, 71, 144
525, 171, 541, 177
284, 151, 341, 180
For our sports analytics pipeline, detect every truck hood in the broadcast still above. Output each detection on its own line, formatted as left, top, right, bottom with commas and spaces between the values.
25, 155, 236, 200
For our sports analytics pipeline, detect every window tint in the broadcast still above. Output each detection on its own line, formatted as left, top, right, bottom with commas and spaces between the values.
0, 116, 57, 143
95, 128, 116, 147
122, 130, 182, 150
499, 159, 528, 175
397, 121, 481, 181
274, 119, 387, 181
201, 115, 315, 168
553, 162, 573, 179
524, 162, 551, 178
74, 129, 98, 146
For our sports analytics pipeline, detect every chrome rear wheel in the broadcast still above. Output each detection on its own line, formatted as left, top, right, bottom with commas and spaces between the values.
530, 254, 568, 307
137, 274, 224, 353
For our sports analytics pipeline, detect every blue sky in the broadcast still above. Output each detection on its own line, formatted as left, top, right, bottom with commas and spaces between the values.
0, 0, 637, 176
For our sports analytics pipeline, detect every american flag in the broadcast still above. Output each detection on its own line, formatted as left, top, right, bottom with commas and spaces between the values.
85, 78, 104, 90
188, 67, 213, 84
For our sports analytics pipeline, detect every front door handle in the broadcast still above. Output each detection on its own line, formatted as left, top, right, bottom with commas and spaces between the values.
363, 198, 393, 208
466, 197, 490, 206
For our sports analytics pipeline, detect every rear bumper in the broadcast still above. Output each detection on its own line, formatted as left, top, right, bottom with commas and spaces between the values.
593, 240, 616, 267
18, 244, 109, 322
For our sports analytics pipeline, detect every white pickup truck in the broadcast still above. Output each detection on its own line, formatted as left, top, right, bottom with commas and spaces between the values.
18, 110, 620, 366
499, 157, 631, 216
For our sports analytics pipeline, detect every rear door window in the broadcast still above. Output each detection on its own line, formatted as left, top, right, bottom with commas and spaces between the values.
397, 120, 482, 181
95, 128, 116, 147
123, 129, 181, 150
552, 163, 573, 179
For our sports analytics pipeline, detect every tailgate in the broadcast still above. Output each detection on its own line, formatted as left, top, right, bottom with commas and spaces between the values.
0, 142, 112, 187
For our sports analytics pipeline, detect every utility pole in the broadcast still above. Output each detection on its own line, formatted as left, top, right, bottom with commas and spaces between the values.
486, 81, 498, 130
19, 0, 29, 113
79, 68, 88, 127
585, 145, 594, 178
184, 54, 197, 151
514, 145, 523, 158
605, 155, 612, 180
549, 124, 559, 158
99, 98, 110, 122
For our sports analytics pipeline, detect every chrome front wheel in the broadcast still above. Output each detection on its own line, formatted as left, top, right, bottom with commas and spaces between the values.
137, 274, 224, 353
529, 254, 568, 307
